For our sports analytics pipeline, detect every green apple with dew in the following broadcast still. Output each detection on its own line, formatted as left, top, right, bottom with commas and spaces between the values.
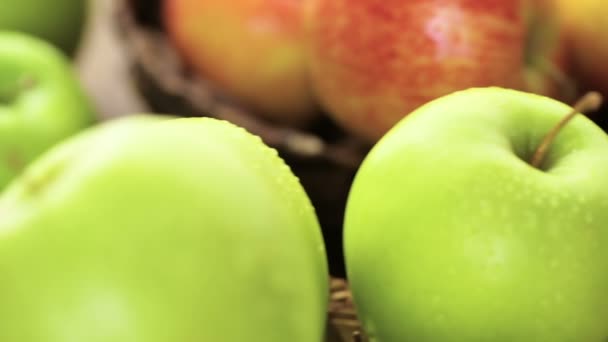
0, 0, 88, 55
0, 115, 329, 342
0, 31, 96, 191
344, 87, 608, 341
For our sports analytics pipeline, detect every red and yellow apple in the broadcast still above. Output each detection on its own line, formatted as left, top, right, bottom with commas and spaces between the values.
304, 0, 569, 142
552, 0, 608, 97
163, 0, 318, 126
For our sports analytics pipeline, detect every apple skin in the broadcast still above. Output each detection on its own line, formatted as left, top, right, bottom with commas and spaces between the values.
0, 31, 96, 191
0, 115, 329, 342
163, 0, 318, 126
304, 0, 568, 142
0, 0, 88, 55
552, 0, 608, 97
344, 87, 608, 341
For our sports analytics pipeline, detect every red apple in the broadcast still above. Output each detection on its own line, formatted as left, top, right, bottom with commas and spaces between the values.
163, 0, 318, 126
304, 0, 569, 142
553, 0, 608, 97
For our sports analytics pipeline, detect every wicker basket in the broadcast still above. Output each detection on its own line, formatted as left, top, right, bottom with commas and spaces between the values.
113, 0, 370, 340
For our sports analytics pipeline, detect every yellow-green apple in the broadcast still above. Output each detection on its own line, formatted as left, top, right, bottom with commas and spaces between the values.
344, 87, 608, 341
0, 115, 329, 342
552, 0, 608, 97
0, 0, 89, 55
163, 0, 318, 126
304, 0, 569, 142
0, 31, 96, 191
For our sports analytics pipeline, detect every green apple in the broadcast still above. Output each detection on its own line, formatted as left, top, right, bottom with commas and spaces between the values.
344, 87, 608, 341
0, 115, 329, 342
0, 0, 88, 55
0, 31, 96, 191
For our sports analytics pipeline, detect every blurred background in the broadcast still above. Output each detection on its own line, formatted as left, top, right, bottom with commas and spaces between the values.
76, 0, 148, 119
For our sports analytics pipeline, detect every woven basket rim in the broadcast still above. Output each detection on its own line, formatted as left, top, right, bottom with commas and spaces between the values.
113, 0, 371, 169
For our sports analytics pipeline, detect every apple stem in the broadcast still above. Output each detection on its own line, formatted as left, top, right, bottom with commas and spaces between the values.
352, 331, 362, 342
530, 91, 604, 169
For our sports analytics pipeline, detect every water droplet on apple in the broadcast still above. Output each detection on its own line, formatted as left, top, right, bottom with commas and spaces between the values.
577, 195, 586, 204
540, 298, 550, 308
550, 197, 559, 208
503, 182, 517, 198
503, 224, 514, 236
434, 313, 446, 325
549, 259, 559, 270
554, 291, 564, 303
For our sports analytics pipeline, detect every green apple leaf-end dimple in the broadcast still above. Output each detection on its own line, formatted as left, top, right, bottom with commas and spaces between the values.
0, 75, 37, 105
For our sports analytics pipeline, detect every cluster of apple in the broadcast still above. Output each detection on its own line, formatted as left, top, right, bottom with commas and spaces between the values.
0, 11, 330, 342
1, 1, 608, 342
164, 0, 608, 144
164, 0, 608, 340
